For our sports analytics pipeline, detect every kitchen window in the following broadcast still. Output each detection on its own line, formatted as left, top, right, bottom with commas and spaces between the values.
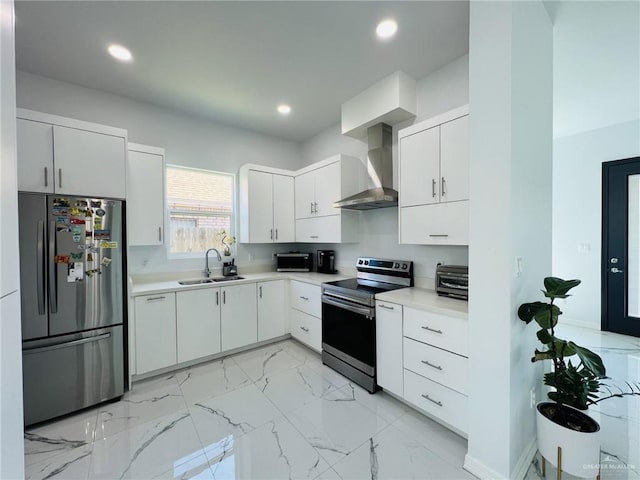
166, 165, 235, 256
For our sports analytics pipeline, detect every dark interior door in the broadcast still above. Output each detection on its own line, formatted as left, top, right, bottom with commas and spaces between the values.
602, 156, 640, 337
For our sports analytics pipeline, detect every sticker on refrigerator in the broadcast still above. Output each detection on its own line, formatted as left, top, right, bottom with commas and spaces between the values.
52, 206, 69, 216
70, 218, 85, 225
56, 226, 71, 233
53, 198, 70, 207
70, 252, 83, 261
87, 252, 94, 262
101, 257, 112, 267
85, 268, 102, 278
54, 255, 70, 264
69, 207, 83, 216
84, 209, 94, 218
72, 234, 82, 243
100, 241, 118, 249
67, 263, 84, 282
75, 200, 88, 208
72, 226, 83, 235
94, 217, 103, 229
90, 200, 102, 208
95, 208, 106, 217
56, 216, 70, 225
95, 230, 110, 240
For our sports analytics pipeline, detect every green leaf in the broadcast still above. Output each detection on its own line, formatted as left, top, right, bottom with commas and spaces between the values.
543, 277, 581, 299
552, 339, 577, 358
532, 349, 554, 362
536, 329, 554, 344
533, 304, 561, 329
571, 343, 606, 377
518, 302, 548, 324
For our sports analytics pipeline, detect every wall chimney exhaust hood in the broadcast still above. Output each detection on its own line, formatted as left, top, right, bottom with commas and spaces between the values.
335, 71, 416, 210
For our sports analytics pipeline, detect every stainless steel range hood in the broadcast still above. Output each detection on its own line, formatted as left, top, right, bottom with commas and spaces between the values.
333, 123, 397, 211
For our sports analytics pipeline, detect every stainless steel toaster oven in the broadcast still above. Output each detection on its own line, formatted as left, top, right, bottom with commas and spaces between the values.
435, 265, 468, 300
275, 252, 313, 272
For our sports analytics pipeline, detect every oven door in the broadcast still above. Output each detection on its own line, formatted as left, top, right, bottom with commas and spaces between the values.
321, 294, 376, 375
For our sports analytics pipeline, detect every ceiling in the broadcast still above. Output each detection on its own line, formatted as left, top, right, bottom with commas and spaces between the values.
14, 1, 469, 142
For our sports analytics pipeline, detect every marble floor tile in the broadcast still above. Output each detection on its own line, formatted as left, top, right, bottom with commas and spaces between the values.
188, 383, 282, 447
232, 342, 302, 382
325, 382, 409, 423
154, 452, 215, 480
286, 393, 390, 466
205, 416, 329, 480
256, 364, 337, 414
173, 357, 251, 405
89, 409, 205, 480
331, 423, 475, 480
313, 467, 343, 480
24, 408, 98, 466
94, 374, 187, 440
25, 445, 92, 480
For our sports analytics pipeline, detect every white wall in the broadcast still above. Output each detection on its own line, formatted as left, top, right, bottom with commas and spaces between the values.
551, 1, 640, 329
16, 71, 304, 275
300, 55, 470, 280
466, 2, 552, 479
0, 0, 25, 477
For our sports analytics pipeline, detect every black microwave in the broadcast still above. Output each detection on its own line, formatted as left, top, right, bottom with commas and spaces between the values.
275, 252, 313, 272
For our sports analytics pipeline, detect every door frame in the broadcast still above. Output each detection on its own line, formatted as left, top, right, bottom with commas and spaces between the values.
601, 156, 640, 334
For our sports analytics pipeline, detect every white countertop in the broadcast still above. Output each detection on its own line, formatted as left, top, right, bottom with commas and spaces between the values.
130, 271, 353, 296
375, 287, 468, 319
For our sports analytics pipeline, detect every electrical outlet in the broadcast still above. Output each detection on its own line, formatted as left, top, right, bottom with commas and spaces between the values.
530, 388, 536, 408
515, 257, 523, 277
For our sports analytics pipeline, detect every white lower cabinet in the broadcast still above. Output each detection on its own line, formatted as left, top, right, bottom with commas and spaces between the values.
221, 283, 258, 351
176, 288, 221, 363
375, 301, 404, 397
257, 280, 288, 341
290, 308, 321, 352
134, 293, 177, 375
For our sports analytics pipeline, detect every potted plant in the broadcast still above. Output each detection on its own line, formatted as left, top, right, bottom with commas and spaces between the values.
518, 277, 639, 478
217, 230, 236, 256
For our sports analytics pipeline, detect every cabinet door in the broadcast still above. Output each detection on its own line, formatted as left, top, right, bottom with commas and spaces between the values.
53, 125, 126, 198
290, 308, 321, 352
221, 283, 257, 351
399, 127, 440, 207
375, 301, 403, 396
17, 119, 53, 193
176, 288, 221, 363
248, 170, 274, 243
127, 149, 165, 246
134, 294, 177, 374
257, 280, 287, 341
313, 161, 341, 217
295, 215, 341, 243
272, 174, 295, 242
400, 202, 468, 246
295, 170, 315, 219
440, 115, 469, 203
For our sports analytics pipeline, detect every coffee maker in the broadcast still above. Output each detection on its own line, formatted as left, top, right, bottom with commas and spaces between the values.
317, 250, 336, 274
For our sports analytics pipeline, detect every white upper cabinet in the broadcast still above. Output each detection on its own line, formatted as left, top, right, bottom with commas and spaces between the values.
313, 161, 341, 217
238, 166, 295, 243
294, 170, 316, 220
16, 109, 127, 199
127, 144, 165, 246
398, 106, 469, 246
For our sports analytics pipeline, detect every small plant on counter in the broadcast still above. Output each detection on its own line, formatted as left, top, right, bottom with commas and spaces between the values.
217, 230, 236, 256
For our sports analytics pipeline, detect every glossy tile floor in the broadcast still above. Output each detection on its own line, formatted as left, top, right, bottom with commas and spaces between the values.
24, 339, 474, 480
24, 325, 639, 480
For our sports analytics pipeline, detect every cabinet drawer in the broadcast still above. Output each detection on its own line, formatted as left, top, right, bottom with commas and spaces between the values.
403, 337, 468, 395
290, 308, 321, 352
400, 202, 468, 246
403, 306, 468, 357
295, 215, 341, 243
404, 369, 468, 434
290, 280, 321, 317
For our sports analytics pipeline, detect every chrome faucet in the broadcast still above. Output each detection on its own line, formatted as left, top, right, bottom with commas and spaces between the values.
204, 248, 222, 277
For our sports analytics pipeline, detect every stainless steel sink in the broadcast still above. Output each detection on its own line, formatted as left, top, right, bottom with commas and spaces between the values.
211, 276, 244, 282
178, 278, 216, 285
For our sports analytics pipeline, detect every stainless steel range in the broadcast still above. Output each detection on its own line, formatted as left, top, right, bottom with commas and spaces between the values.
321, 257, 414, 393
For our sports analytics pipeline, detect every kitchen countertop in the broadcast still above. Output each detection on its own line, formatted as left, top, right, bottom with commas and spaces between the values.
130, 271, 353, 297
375, 287, 468, 319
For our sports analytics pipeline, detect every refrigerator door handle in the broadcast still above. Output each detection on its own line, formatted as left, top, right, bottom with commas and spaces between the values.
23, 332, 111, 355
37, 220, 45, 315
49, 220, 58, 313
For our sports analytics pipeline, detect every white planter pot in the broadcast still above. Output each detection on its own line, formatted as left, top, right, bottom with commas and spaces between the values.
536, 402, 601, 478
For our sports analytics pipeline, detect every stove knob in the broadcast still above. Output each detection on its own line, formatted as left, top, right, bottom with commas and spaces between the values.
402, 264, 408, 270
358, 259, 363, 265
394, 263, 400, 269
364, 260, 369, 266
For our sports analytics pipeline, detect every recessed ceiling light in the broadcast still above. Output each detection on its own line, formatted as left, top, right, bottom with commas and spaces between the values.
376, 19, 398, 39
108, 44, 133, 62
277, 104, 291, 115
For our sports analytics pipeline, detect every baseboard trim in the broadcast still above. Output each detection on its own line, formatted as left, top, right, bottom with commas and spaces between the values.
463, 439, 538, 480
513, 438, 538, 480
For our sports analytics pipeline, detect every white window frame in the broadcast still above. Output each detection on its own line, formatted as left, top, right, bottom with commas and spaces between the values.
165, 164, 237, 260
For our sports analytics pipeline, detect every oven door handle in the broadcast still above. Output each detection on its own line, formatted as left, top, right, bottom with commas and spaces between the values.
322, 295, 374, 319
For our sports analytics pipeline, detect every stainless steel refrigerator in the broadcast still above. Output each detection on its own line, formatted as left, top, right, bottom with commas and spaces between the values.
19, 193, 125, 426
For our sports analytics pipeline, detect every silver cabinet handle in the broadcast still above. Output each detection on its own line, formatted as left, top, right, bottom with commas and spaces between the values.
429, 234, 449, 237
216, 291, 219, 305
314, 202, 318, 213
421, 394, 443, 407
259, 286, 263, 298
58, 168, 62, 188
610, 267, 624, 273
441, 177, 446, 196
223, 291, 226, 304
300, 326, 309, 332
421, 360, 443, 370
310, 235, 319, 239
378, 304, 394, 310
36, 220, 45, 315
158, 227, 162, 242
275, 229, 278, 241
270, 229, 273, 240
310, 202, 314, 214
432, 178, 436, 198
44, 167, 48, 187
421, 326, 443, 334
49, 221, 57, 313
146, 296, 166, 302
300, 296, 309, 301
